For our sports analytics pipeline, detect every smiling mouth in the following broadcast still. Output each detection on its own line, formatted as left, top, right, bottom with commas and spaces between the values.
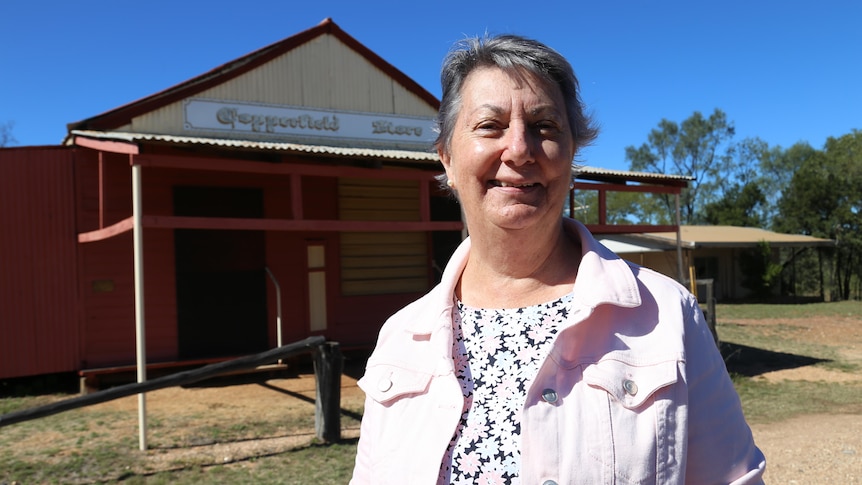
490, 180, 538, 188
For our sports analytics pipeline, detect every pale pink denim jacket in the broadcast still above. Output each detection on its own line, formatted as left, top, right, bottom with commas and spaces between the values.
351, 219, 766, 485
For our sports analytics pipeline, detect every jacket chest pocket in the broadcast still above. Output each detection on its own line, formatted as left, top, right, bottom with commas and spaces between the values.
582, 357, 681, 485
357, 363, 463, 483
359, 364, 434, 404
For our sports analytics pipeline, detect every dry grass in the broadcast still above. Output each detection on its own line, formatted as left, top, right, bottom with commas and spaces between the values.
1, 301, 861, 483
0, 364, 366, 484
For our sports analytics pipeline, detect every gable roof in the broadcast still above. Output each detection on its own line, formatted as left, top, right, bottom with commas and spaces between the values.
66, 18, 439, 135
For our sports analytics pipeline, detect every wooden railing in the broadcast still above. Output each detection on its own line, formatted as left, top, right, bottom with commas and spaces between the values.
0, 337, 345, 443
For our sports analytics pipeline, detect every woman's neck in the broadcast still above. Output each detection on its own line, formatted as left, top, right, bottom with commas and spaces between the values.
458, 222, 581, 308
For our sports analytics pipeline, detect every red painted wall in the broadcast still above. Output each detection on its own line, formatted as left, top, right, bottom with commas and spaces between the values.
75, 153, 180, 367
0, 147, 80, 379
1, 148, 437, 379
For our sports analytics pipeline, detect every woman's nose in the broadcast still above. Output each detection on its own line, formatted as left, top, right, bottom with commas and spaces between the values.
501, 123, 534, 166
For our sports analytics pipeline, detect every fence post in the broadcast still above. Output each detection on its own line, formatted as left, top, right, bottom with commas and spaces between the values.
313, 341, 343, 442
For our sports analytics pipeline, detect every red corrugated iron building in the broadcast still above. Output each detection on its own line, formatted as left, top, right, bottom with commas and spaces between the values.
1, 19, 687, 382
1, 146, 80, 378
0, 20, 466, 381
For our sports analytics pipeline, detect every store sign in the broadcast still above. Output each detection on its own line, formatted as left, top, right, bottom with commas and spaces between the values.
184, 99, 436, 147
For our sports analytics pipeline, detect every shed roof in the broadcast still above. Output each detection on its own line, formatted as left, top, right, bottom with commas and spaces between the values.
602, 225, 835, 252
70, 129, 439, 162
575, 166, 692, 187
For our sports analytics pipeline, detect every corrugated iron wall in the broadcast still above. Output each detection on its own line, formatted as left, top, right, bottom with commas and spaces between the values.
0, 147, 80, 379
134, 33, 437, 135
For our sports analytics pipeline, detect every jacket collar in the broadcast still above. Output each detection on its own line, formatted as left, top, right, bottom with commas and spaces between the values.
404, 218, 642, 335
566, 218, 642, 310
402, 237, 470, 335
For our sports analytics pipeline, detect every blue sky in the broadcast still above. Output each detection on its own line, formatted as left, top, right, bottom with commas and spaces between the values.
1, 0, 860, 172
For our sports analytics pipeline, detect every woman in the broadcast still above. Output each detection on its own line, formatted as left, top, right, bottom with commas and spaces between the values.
351, 34, 765, 485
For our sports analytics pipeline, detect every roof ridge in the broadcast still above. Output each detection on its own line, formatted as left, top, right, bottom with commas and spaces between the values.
66, 19, 439, 137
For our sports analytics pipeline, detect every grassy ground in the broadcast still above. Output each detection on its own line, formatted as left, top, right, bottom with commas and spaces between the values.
716, 300, 862, 426
716, 300, 862, 320
1, 301, 860, 484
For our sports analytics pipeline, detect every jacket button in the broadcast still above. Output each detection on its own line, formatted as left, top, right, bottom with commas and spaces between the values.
377, 378, 393, 392
542, 480, 558, 485
541, 388, 558, 403
623, 379, 638, 396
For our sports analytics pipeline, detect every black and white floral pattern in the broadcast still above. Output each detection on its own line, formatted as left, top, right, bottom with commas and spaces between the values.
438, 294, 571, 485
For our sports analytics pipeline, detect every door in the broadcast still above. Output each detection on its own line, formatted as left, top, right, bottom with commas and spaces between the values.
173, 186, 268, 359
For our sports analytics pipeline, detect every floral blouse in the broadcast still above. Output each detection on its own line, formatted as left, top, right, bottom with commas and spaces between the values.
437, 294, 572, 485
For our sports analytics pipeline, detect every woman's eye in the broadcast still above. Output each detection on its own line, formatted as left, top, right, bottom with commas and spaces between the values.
535, 122, 561, 135
475, 121, 503, 134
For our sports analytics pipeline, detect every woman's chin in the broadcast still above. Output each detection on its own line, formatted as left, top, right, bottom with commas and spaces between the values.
481, 206, 552, 232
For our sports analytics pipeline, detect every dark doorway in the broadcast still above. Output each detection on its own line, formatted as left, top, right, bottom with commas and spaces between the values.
174, 187, 268, 359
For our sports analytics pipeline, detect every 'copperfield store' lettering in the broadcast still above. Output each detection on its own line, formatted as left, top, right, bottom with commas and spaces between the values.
216, 107, 340, 133
184, 98, 435, 146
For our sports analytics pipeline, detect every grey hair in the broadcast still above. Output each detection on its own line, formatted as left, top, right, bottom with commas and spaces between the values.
434, 34, 597, 191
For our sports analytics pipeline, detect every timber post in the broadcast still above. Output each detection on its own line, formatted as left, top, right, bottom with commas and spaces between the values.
313, 341, 343, 442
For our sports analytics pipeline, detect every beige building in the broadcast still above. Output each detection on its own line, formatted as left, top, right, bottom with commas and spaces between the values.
600, 226, 835, 301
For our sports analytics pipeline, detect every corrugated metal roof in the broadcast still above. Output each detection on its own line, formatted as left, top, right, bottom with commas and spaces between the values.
69, 130, 693, 185
70, 130, 440, 162
578, 166, 693, 183
607, 225, 835, 249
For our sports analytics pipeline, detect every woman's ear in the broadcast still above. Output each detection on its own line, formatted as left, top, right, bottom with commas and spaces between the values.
438, 146, 454, 184
438, 146, 451, 173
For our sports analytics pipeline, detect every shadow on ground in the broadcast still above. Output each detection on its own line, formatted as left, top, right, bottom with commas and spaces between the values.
720, 342, 829, 377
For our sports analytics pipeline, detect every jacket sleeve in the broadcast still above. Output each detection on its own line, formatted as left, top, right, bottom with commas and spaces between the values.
682, 297, 766, 484
349, 393, 376, 485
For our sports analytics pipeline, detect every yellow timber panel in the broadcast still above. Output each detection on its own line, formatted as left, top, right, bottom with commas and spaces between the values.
338, 178, 420, 222
339, 177, 428, 295
308, 271, 328, 331
341, 231, 428, 296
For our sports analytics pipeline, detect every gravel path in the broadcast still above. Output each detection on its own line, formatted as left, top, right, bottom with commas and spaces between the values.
752, 413, 860, 484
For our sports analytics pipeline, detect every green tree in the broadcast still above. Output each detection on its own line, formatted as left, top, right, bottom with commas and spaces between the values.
625, 109, 742, 224
602, 191, 674, 225
569, 189, 677, 226
756, 141, 817, 227
739, 241, 783, 299
774, 130, 862, 300
702, 181, 767, 227
566, 189, 598, 223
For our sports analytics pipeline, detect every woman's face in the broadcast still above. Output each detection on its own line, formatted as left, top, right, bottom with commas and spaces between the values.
439, 66, 576, 233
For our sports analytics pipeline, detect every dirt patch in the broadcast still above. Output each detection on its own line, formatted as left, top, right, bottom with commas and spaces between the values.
758, 365, 860, 383
89, 312, 862, 484
84, 369, 368, 473
6, 314, 861, 483
723, 315, 862, 382
727, 315, 862, 359
721, 314, 862, 483
752, 414, 860, 484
